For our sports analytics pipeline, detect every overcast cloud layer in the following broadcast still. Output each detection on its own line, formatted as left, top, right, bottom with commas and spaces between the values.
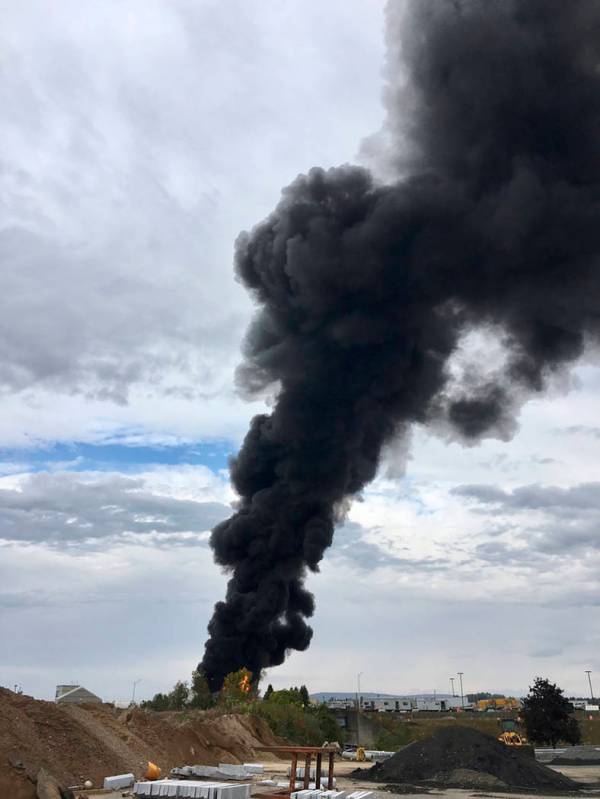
1, 1, 598, 702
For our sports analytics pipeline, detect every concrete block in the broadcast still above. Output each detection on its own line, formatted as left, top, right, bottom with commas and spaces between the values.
104, 772, 134, 790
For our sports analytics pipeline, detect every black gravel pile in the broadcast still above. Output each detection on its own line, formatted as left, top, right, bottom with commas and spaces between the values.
358, 727, 579, 792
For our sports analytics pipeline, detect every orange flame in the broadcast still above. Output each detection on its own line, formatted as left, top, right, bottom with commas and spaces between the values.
239, 674, 251, 693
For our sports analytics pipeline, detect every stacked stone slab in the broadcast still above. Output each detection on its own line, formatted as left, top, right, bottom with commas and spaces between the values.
133, 780, 251, 798
283, 779, 336, 789
291, 791, 374, 799
287, 766, 329, 779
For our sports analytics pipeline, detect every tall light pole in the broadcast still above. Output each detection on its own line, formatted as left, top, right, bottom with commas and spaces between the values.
450, 677, 456, 697
458, 672, 465, 709
585, 671, 595, 701
132, 678, 142, 705
356, 672, 363, 748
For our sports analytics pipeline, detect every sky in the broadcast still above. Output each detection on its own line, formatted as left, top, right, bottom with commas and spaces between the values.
1, 0, 599, 705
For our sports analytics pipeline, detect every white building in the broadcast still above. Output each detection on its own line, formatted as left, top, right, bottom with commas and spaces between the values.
414, 697, 472, 711
362, 697, 413, 712
55, 684, 102, 704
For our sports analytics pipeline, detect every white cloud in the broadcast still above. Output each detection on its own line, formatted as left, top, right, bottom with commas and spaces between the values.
0, 466, 232, 545
0, 0, 385, 429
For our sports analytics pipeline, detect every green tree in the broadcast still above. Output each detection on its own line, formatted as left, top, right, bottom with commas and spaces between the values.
267, 688, 303, 706
189, 669, 214, 709
219, 668, 254, 707
522, 677, 581, 748
300, 685, 310, 707
168, 680, 190, 710
313, 703, 340, 742
263, 684, 274, 701
140, 692, 171, 711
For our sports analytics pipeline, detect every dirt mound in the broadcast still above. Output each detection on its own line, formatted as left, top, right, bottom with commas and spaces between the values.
360, 727, 579, 792
0, 688, 284, 796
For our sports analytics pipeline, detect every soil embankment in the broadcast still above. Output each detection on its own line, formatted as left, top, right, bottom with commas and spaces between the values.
357, 726, 580, 792
0, 688, 284, 796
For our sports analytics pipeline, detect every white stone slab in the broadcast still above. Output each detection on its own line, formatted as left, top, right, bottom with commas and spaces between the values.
218, 764, 250, 778
287, 767, 328, 778
104, 772, 134, 789
242, 763, 264, 774
191, 766, 220, 778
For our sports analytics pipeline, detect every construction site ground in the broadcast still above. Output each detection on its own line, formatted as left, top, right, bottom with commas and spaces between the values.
66, 761, 600, 799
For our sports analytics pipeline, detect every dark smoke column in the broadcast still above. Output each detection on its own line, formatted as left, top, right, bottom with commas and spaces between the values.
201, 0, 600, 692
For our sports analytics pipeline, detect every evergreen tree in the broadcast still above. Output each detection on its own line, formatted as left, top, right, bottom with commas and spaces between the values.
300, 685, 310, 707
263, 683, 274, 701
522, 677, 581, 748
189, 669, 214, 709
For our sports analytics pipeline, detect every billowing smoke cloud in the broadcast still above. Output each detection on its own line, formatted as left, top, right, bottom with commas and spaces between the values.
200, 0, 600, 690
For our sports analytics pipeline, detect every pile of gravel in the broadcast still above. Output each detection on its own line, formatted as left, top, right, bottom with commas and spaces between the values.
357, 727, 579, 792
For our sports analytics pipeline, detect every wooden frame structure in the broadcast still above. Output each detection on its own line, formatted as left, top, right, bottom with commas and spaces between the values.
256, 745, 338, 795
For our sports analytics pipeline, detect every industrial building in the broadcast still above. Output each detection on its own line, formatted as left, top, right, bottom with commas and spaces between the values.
320, 694, 473, 712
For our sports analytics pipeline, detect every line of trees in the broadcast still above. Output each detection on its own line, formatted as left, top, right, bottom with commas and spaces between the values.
140, 669, 310, 714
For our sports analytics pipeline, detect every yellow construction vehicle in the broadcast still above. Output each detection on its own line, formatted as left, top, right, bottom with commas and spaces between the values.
498, 719, 527, 746
498, 730, 527, 746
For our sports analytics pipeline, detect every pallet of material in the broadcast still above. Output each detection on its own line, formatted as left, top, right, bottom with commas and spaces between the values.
133, 779, 252, 798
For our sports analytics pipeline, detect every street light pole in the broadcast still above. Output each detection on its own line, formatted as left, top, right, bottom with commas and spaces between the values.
458, 672, 465, 709
356, 672, 363, 748
585, 671, 595, 702
450, 677, 456, 697
132, 678, 142, 705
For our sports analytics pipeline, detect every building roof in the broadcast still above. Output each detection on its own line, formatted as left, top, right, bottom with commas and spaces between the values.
55, 684, 102, 703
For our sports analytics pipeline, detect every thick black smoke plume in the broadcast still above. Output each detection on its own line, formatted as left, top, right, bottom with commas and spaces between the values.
201, 0, 600, 691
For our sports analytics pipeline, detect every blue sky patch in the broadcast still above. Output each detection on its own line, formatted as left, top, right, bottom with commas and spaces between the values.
0, 439, 237, 475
